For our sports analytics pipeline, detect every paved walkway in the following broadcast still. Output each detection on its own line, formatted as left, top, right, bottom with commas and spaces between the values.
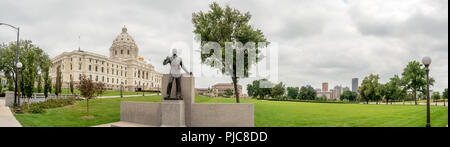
0, 99, 22, 127
93, 94, 159, 99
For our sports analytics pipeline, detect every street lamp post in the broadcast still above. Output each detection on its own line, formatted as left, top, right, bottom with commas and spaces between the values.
16, 62, 23, 114
0, 23, 20, 111
422, 57, 432, 128
120, 82, 123, 98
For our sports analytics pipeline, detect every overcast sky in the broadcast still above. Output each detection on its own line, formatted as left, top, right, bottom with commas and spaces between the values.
1, 0, 448, 93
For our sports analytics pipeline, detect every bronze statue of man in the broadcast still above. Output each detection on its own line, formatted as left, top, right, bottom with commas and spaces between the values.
163, 49, 191, 100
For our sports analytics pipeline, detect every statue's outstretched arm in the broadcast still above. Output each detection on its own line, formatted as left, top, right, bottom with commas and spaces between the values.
180, 60, 190, 74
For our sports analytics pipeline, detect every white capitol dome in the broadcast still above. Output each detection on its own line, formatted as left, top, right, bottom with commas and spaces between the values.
110, 25, 139, 59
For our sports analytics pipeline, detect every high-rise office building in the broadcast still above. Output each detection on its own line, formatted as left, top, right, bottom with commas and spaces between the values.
322, 82, 329, 92
352, 78, 359, 93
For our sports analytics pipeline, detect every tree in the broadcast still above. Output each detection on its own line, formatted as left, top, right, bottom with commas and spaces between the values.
77, 75, 97, 117
224, 89, 233, 97
402, 61, 435, 105
21, 48, 37, 107
54, 66, 62, 97
340, 91, 358, 101
443, 88, 448, 106
432, 92, 441, 106
36, 74, 42, 93
96, 82, 105, 97
69, 76, 74, 96
443, 88, 448, 99
247, 79, 273, 99
286, 87, 300, 99
8, 77, 14, 91
0, 77, 2, 93
271, 82, 286, 100
359, 74, 382, 104
192, 2, 269, 103
298, 86, 317, 100
381, 75, 407, 104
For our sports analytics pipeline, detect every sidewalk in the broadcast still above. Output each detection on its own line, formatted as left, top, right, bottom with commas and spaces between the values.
95, 94, 158, 99
0, 99, 22, 127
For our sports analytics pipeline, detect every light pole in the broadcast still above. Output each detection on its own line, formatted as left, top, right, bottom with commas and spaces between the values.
120, 82, 123, 98
16, 62, 23, 114
422, 57, 432, 128
0, 23, 20, 110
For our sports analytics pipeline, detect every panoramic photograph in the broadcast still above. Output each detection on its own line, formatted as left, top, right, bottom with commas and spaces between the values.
0, 0, 448, 143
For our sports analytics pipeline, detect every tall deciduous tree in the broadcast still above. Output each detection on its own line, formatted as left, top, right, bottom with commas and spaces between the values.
298, 86, 317, 100
193, 2, 269, 103
55, 66, 62, 97
37, 74, 42, 93
340, 91, 358, 101
359, 74, 382, 104
271, 82, 286, 100
381, 75, 407, 104
22, 48, 37, 107
247, 79, 273, 99
443, 88, 448, 106
69, 76, 74, 96
287, 87, 300, 99
0, 77, 3, 93
402, 61, 435, 105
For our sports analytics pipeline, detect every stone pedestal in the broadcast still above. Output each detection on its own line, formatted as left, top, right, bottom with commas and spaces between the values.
161, 100, 186, 127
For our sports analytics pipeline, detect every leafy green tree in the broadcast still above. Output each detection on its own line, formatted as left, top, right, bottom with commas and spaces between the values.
443, 88, 448, 99
443, 88, 448, 106
44, 78, 52, 98
432, 92, 440, 101
54, 66, 62, 96
247, 84, 255, 98
432, 92, 441, 106
298, 86, 317, 100
271, 82, 286, 100
192, 2, 269, 103
7, 77, 14, 91
21, 48, 37, 106
359, 74, 382, 104
0, 77, 3, 93
36, 74, 42, 93
69, 76, 74, 96
287, 87, 300, 99
381, 75, 407, 104
224, 89, 233, 97
340, 91, 358, 101
247, 79, 273, 99
402, 61, 435, 105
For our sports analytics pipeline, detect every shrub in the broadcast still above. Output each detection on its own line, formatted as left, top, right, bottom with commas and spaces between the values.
20, 98, 76, 114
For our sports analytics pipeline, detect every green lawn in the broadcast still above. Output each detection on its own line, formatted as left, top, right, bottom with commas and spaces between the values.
14, 95, 448, 127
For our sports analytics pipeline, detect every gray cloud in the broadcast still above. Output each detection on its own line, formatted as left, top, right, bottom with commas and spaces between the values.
0, 0, 448, 93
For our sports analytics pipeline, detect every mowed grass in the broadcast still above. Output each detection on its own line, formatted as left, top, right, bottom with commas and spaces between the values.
14, 95, 448, 127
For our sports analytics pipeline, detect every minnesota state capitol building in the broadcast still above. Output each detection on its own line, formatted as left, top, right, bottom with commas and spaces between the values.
50, 26, 163, 92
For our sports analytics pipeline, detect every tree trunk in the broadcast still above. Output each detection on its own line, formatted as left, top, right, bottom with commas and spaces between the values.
86, 99, 89, 116
366, 100, 369, 104
386, 99, 388, 105
413, 91, 417, 105
232, 77, 240, 103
